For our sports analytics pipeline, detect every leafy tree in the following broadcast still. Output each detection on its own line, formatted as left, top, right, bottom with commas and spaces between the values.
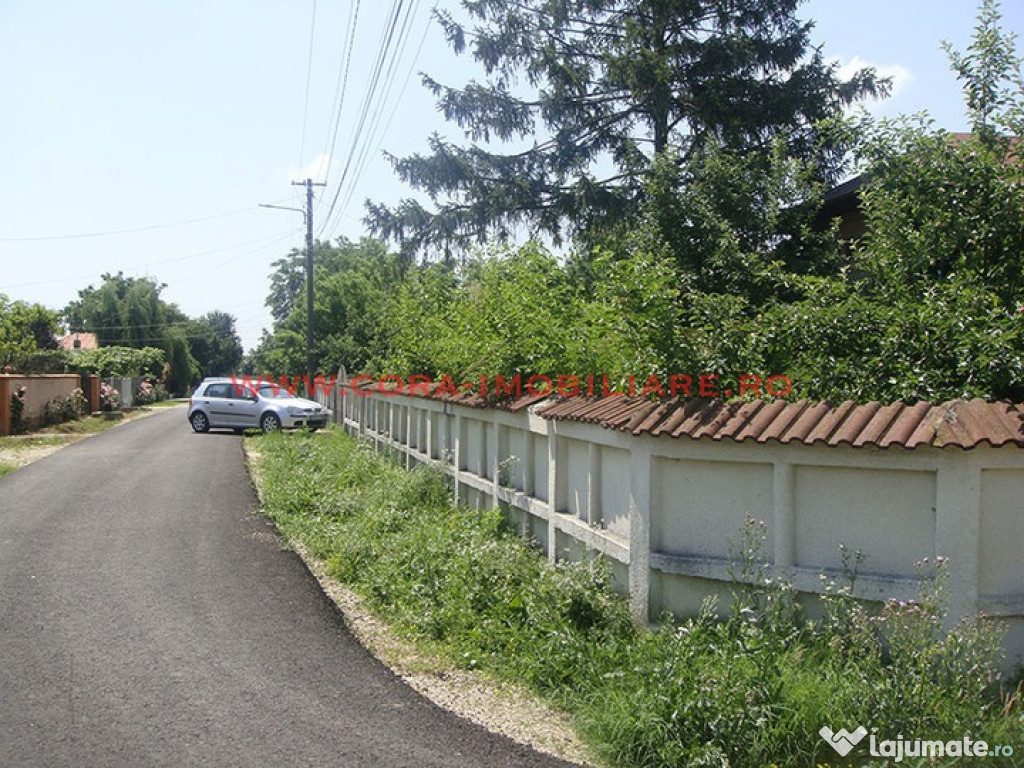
382, 242, 685, 388
368, 0, 884, 255
0, 296, 63, 371
264, 241, 340, 325
378, 262, 460, 377
63, 272, 200, 392
250, 238, 409, 376
64, 273, 167, 348
186, 311, 244, 377
854, 120, 1024, 310
615, 136, 842, 302
163, 327, 198, 396
851, 0, 1024, 311
943, 0, 1024, 140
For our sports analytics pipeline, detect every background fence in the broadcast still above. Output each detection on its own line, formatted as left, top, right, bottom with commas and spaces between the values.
101, 376, 148, 409
0, 374, 99, 435
320, 385, 1024, 671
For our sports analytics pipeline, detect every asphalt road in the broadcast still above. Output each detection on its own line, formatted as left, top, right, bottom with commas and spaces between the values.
0, 409, 577, 768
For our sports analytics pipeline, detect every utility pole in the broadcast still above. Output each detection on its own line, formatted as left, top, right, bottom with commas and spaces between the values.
261, 178, 324, 397
293, 178, 324, 396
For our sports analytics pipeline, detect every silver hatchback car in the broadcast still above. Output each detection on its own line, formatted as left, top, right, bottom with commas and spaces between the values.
187, 378, 331, 433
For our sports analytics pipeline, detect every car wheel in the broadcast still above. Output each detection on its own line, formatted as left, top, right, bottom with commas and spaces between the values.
260, 412, 282, 433
190, 411, 210, 433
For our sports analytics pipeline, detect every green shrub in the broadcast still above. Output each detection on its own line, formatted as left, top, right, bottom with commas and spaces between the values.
41, 389, 85, 426
99, 382, 121, 412
74, 346, 165, 378
9, 385, 27, 434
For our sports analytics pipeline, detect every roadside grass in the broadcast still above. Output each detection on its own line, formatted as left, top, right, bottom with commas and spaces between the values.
51, 414, 128, 434
250, 427, 1024, 768
0, 434, 68, 448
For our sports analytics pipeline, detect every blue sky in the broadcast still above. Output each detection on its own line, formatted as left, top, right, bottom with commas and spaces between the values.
1, 1, 1020, 352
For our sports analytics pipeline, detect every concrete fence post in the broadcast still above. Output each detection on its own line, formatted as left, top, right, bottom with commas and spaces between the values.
453, 411, 462, 507
587, 442, 601, 527
773, 462, 796, 575
87, 375, 100, 413
490, 416, 501, 508
425, 405, 434, 460
0, 376, 11, 436
935, 460, 982, 626
546, 419, 562, 564
523, 424, 535, 498
628, 442, 653, 626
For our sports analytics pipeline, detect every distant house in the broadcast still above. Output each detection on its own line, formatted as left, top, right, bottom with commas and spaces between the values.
57, 332, 99, 352
813, 174, 867, 242
814, 132, 1017, 244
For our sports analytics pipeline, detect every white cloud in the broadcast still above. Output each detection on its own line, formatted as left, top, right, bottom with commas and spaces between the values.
836, 56, 914, 99
285, 153, 331, 184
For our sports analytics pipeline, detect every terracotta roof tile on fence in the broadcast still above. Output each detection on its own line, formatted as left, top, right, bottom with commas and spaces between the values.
346, 379, 1024, 449
534, 396, 1024, 450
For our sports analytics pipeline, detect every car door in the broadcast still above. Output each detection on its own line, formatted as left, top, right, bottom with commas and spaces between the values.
230, 385, 260, 428
200, 382, 237, 427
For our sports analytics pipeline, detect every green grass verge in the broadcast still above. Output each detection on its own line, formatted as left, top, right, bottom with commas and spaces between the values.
0, 462, 15, 478
250, 427, 1024, 768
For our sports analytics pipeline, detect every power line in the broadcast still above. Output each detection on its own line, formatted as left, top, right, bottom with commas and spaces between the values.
319, 0, 407, 235
71, 305, 274, 334
3, 230, 297, 290
320, 0, 431, 239
338, 0, 431, 225
0, 202, 288, 243
298, 0, 319, 168
166, 232, 300, 286
318, 0, 362, 195
338, 0, 420, 218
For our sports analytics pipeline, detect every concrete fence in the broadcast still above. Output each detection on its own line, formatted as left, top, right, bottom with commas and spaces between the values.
320, 385, 1024, 670
0, 374, 99, 436
101, 376, 147, 409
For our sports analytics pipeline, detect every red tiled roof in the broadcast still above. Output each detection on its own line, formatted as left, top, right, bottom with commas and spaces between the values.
57, 332, 98, 351
535, 397, 1024, 450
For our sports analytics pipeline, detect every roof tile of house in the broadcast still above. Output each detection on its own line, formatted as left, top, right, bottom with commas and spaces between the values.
56, 332, 99, 351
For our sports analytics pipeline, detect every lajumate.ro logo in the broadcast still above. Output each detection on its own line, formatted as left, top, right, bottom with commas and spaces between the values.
820, 723, 1016, 762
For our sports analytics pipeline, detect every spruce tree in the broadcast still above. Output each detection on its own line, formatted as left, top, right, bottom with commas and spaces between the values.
367, 0, 885, 256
